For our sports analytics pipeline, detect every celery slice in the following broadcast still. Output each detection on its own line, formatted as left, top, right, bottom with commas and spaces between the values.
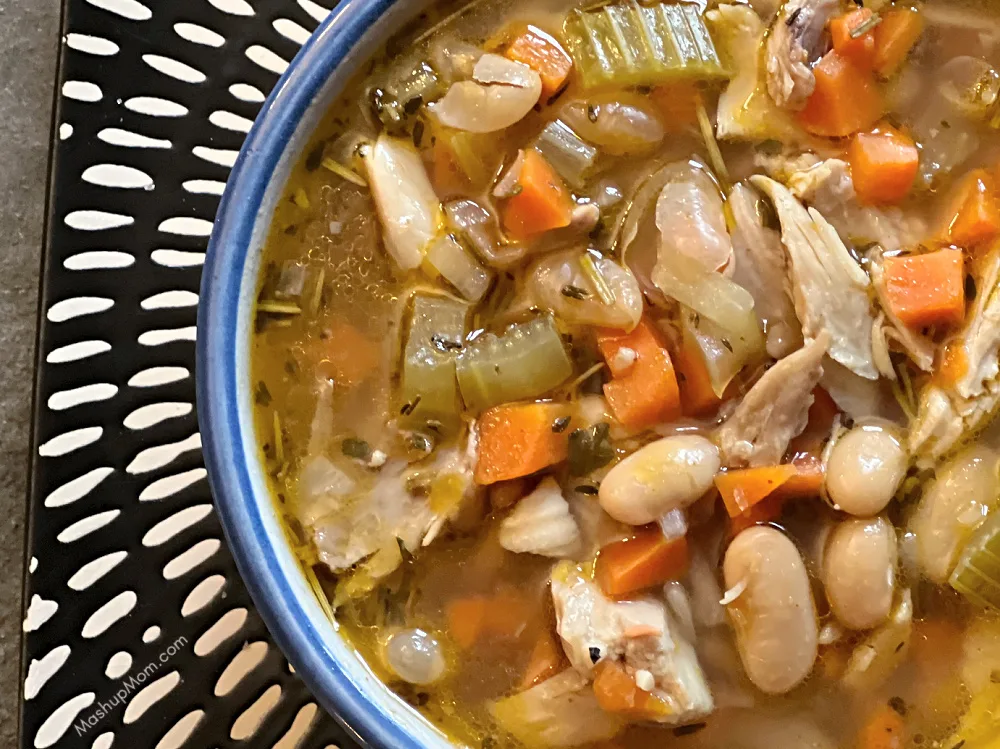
950, 512, 1000, 610
456, 316, 573, 412
435, 126, 500, 189
562, 1, 728, 91
400, 294, 469, 431
531, 120, 598, 189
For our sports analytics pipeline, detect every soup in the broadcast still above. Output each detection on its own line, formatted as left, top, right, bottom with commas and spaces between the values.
250, 0, 1000, 746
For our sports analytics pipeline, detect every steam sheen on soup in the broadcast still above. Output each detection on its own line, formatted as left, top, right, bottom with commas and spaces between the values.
251, 1, 1000, 746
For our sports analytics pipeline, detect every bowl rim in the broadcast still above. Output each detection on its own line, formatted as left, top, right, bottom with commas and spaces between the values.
196, 2, 431, 747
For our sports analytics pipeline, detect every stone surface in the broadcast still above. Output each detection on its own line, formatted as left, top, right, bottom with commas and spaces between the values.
0, 0, 63, 744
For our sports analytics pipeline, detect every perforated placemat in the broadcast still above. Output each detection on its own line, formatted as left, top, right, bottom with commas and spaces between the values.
20, 1, 363, 747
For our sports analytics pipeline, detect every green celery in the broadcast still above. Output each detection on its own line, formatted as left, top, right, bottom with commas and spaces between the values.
531, 120, 598, 189
950, 512, 1000, 610
456, 316, 573, 412
562, 0, 728, 90
400, 294, 469, 432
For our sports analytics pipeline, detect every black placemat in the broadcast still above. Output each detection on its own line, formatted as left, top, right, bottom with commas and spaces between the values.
21, 1, 361, 747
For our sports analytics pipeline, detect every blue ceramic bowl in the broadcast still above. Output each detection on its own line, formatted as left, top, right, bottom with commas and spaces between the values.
197, 2, 452, 746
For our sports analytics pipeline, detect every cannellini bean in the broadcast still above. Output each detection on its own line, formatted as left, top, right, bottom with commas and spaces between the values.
385, 628, 446, 685
825, 424, 907, 516
598, 435, 720, 525
723, 526, 818, 694
823, 517, 897, 631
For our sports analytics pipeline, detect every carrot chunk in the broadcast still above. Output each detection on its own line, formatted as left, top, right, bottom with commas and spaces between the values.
873, 7, 924, 79
597, 318, 682, 430
505, 25, 573, 101
830, 8, 877, 68
716, 465, 799, 517
674, 323, 724, 417
856, 705, 905, 749
501, 150, 574, 240
935, 340, 969, 388
446, 597, 489, 649
593, 660, 669, 720
940, 169, 1000, 249
475, 402, 570, 485
883, 250, 965, 329
520, 630, 566, 690
848, 123, 919, 204
446, 589, 533, 649
798, 50, 883, 138
595, 526, 689, 598
309, 318, 380, 387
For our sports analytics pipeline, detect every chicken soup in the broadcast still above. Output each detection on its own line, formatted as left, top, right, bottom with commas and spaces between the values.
251, 0, 1000, 746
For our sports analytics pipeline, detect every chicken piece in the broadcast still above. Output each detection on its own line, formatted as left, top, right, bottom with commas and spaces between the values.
717, 332, 830, 467
499, 478, 582, 558
765, 0, 839, 110
868, 247, 936, 375
311, 436, 481, 570
729, 182, 803, 359
707, 5, 807, 144
820, 358, 902, 423
551, 562, 715, 725
757, 154, 926, 250
751, 176, 878, 379
911, 247, 1000, 460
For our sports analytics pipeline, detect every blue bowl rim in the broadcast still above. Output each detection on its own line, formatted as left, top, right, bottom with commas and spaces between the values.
196, 2, 427, 747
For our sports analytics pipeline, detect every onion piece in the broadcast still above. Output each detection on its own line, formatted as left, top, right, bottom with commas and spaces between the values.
658, 509, 688, 541
430, 54, 542, 133
363, 134, 443, 271
424, 233, 493, 302
560, 93, 665, 155
443, 199, 526, 268
385, 628, 447, 685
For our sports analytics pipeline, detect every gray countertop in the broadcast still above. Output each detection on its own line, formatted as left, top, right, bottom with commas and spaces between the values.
1, 0, 63, 744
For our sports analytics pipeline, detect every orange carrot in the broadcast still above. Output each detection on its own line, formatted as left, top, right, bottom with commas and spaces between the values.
595, 526, 689, 598
447, 596, 489, 649
716, 465, 799, 517
856, 705, 905, 749
830, 8, 877, 68
674, 323, 724, 417
780, 453, 826, 498
729, 493, 789, 535
940, 169, 1000, 249
310, 318, 380, 387
475, 402, 570, 485
798, 50, 883, 138
873, 7, 924, 79
593, 660, 668, 720
501, 150, 574, 240
505, 25, 573, 101
849, 123, 919, 204
597, 318, 682, 430
883, 250, 965, 329
446, 590, 533, 649
649, 83, 700, 132
520, 630, 566, 690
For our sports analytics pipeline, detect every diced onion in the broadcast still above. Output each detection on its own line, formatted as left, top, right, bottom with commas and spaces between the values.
363, 134, 442, 271
430, 55, 542, 133
385, 628, 447, 685
424, 233, 493, 302
443, 199, 526, 268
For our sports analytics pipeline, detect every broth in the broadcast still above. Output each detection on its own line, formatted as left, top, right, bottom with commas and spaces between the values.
251, 0, 1000, 746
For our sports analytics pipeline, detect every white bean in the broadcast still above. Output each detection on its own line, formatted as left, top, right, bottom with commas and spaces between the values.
598, 435, 719, 525
826, 424, 907, 517
823, 517, 897, 631
723, 526, 818, 694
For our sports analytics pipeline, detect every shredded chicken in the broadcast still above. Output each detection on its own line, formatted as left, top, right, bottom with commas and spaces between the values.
868, 248, 936, 375
751, 176, 878, 379
311, 438, 480, 570
757, 154, 926, 250
729, 182, 803, 359
911, 247, 1000, 460
707, 5, 805, 144
765, 0, 838, 110
718, 331, 830, 467
499, 478, 582, 557
551, 562, 715, 725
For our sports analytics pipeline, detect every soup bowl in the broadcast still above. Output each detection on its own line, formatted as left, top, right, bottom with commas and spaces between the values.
197, 1, 449, 746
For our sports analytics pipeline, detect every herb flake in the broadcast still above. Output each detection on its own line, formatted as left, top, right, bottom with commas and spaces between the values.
568, 422, 614, 476
552, 416, 571, 433
342, 437, 372, 461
